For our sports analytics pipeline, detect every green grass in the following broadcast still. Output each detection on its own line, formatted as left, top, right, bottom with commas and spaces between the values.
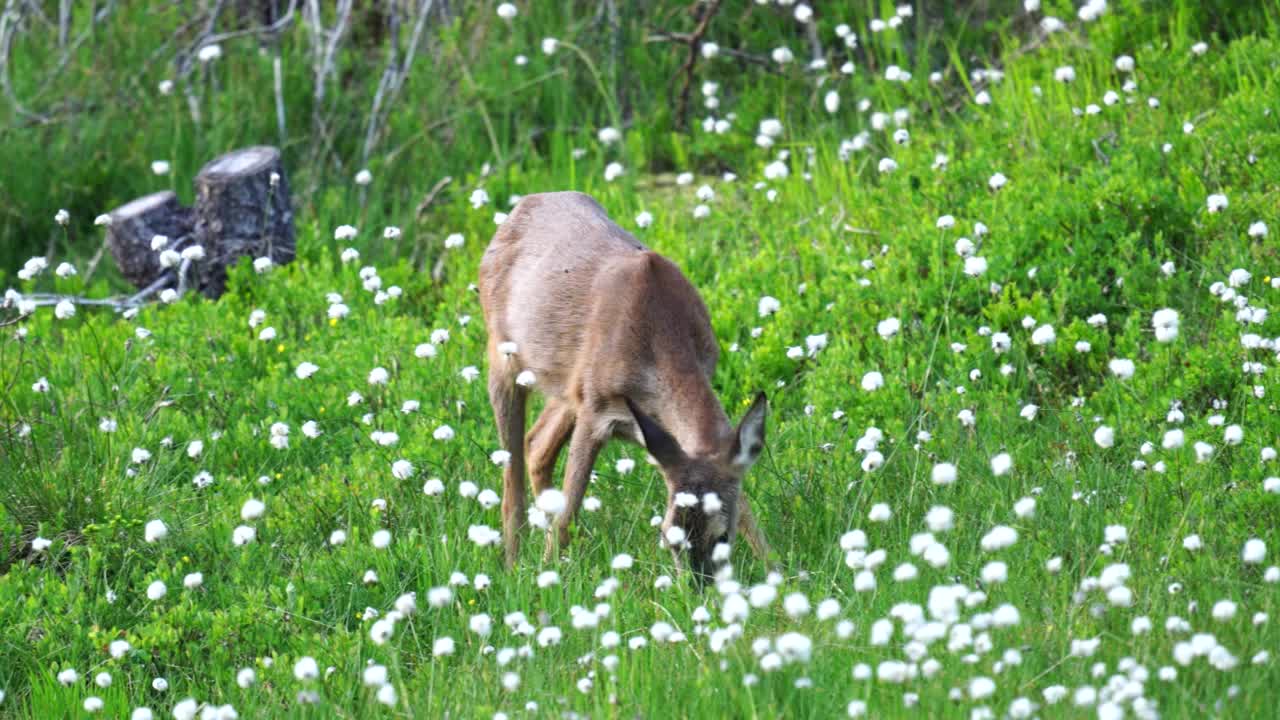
3, 1, 1280, 718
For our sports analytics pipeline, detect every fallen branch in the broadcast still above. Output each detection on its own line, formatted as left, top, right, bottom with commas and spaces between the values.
6, 278, 173, 311
127, 272, 178, 306
0, 264, 181, 327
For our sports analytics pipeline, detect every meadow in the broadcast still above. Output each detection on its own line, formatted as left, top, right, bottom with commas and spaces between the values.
2, 1, 1279, 717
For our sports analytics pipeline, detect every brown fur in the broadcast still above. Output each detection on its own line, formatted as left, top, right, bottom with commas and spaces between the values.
478, 191, 773, 574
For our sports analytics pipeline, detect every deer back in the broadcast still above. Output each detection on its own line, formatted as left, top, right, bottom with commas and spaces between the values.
479, 191, 730, 452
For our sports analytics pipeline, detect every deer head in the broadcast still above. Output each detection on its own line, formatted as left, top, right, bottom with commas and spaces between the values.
627, 393, 768, 580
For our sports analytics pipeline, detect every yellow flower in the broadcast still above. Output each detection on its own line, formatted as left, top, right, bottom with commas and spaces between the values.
276, 344, 285, 353
275, 472, 283, 480
329, 318, 338, 327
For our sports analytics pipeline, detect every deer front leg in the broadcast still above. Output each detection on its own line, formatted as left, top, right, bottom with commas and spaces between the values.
489, 372, 528, 568
737, 492, 776, 569
545, 422, 603, 562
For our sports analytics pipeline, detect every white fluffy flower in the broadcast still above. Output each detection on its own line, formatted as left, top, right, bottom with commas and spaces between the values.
931, 463, 957, 485
144, 520, 168, 543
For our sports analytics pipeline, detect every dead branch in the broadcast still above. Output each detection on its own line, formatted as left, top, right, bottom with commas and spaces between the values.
1092, 131, 1117, 166
81, 237, 109, 286
361, 0, 435, 167
56, 0, 68, 48
646, 32, 778, 72
414, 176, 453, 219
1, 0, 118, 124
8, 274, 173, 312
306, 0, 353, 136
800, 11, 822, 64
0, 0, 48, 122
273, 51, 286, 145
198, 0, 297, 47
301, 0, 353, 194
361, 2, 402, 170
671, 0, 722, 132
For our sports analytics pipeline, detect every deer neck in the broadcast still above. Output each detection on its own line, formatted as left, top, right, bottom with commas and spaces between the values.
657, 374, 732, 459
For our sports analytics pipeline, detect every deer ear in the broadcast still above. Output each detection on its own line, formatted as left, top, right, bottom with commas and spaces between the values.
626, 398, 685, 467
731, 392, 768, 468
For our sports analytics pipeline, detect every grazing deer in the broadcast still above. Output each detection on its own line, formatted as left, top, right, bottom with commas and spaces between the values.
479, 191, 773, 578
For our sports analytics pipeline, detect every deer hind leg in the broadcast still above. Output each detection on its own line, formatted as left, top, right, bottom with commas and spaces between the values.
525, 399, 575, 497
545, 420, 604, 562
489, 369, 528, 568
737, 492, 777, 569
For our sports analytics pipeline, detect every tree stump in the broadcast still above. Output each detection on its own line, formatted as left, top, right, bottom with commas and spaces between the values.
103, 146, 295, 300
105, 191, 195, 290
193, 146, 296, 298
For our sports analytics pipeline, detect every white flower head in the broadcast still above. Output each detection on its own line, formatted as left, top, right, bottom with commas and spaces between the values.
197, 44, 222, 62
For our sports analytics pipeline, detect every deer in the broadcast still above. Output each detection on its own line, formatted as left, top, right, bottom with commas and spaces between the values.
478, 191, 774, 580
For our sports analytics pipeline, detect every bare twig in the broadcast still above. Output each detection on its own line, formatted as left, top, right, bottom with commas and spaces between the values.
149, 0, 297, 129
593, 0, 622, 120
176, 0, 230, 81
81, 237, 109, 286
414, 176, 453, 219
430, 252, 447, 283
273, 51, 287, 145
28, 1, 116, 106
0, 0, 49, 123
19, 0, 50, 27
173, 0, 230, 125
175, 258, 192, 298
672, 0, 722, 132
361, 0, 436, 168
198, 0, 296, 47
302, 0, 352, 191
646, 32, 778, 72
306, 0, 353, 135
182, 83, 202, 126
56, 0, 69, 48
1092, 131, 1117, 166
842, 224, 879, 236
802, 15, 823, 64
361, 2, 402, 170
124, 271, 176, 306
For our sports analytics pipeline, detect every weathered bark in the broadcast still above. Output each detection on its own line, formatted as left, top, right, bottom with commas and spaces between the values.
192, 146, 296, 297
105, 191, 195, 290
103, 147, 294, 299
